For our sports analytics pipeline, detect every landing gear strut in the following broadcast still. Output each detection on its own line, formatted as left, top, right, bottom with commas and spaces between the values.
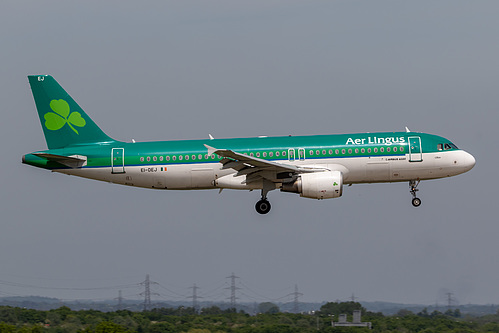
409, 180, 421, 207
255, 188, 272, 214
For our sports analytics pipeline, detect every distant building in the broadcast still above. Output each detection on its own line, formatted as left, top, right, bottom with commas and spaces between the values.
332, 310, 372, 329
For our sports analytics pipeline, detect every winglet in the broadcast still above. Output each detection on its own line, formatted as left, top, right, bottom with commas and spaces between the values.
209, 134, 214, 140
204, 144, 218, 156
405, 126, 411, 132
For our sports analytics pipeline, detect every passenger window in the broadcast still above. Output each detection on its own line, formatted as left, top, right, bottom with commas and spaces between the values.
310, 150, 314, 156
335, 149, 339, 155
393, 147, 397, 152
179, 156, 183, 161
329, 149, 333, 155
256, 152, 260, 157
172, 156, 176, 161
355, 148, 359, 154
361, 148, 365, 153
140, 157, 144, 162
263, 152, 267, 157
400, 147, 404, 152
316, 150, 320, 155
153, 156, 157, 161
147, 156, 151, 162
269, 152, 273, 157
387, 147, 390, 152
348, 149, 352, 154
283, 151, 287, 156
166, 156, 170, 161
322, 150, 326, 155
368, 148, 371, 153
380, 147, 384, 153
374, 148, 378, 153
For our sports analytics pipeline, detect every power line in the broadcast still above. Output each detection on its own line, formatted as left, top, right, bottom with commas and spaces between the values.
140, 274, 159, 311
115, 290, 124, 310
157, 283, 187, 298
292, 284, 303, 313
0, 279, 138, 291
197, 282, 227, 298
187, 284, 202, 313
225, 273, 240, 310
238, 281, 275, 301
446, 292, 456, 310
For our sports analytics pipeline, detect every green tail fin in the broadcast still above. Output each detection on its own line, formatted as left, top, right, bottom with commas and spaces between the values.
28, 75, 115, 149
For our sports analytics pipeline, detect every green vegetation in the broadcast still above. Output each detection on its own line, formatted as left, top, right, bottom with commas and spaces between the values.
0, 302, 497, 333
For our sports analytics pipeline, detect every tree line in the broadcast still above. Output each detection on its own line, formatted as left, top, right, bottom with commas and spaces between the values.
0, 301, 498, 332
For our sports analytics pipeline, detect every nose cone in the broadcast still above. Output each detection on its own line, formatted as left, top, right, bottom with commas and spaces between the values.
461, 151, 476, 172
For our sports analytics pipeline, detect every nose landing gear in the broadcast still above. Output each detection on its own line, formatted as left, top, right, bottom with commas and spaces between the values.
409, 180, 421, 207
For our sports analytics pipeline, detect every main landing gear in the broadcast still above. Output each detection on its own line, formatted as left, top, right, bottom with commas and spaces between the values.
255, 188, 272, 214
409, 180, 422, 207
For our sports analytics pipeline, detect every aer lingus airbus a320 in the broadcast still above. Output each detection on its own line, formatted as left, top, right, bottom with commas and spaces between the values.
23, 75, 475, 214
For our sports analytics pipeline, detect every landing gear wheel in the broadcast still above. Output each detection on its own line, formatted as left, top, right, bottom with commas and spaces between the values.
409, 180, 422, 207
255, 199, 271, 214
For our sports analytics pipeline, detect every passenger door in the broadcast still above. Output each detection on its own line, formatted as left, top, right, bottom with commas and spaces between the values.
111, 148, 125, 173
408, 136, 423, 162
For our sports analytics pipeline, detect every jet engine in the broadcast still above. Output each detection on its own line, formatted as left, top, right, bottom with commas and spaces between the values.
281, 171, 343, 199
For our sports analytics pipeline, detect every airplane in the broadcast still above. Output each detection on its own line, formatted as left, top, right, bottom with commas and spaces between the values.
22, 75, 476, 214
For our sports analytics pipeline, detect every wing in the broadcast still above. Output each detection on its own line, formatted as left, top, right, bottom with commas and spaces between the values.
204, 144, 327, 183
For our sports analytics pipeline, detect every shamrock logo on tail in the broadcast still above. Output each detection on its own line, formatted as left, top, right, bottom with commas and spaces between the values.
44, 99, 86, 134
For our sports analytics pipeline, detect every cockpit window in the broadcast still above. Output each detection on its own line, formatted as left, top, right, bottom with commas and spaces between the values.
439, 143, 459, 150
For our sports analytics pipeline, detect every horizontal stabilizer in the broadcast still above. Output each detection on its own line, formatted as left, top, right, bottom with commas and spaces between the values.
33, 153, 87, 168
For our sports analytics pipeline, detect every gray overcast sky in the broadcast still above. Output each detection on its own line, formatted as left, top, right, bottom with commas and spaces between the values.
0, 1, 496, 305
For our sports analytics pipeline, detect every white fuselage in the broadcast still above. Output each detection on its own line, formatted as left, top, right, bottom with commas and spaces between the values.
57, 150, 475, 192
